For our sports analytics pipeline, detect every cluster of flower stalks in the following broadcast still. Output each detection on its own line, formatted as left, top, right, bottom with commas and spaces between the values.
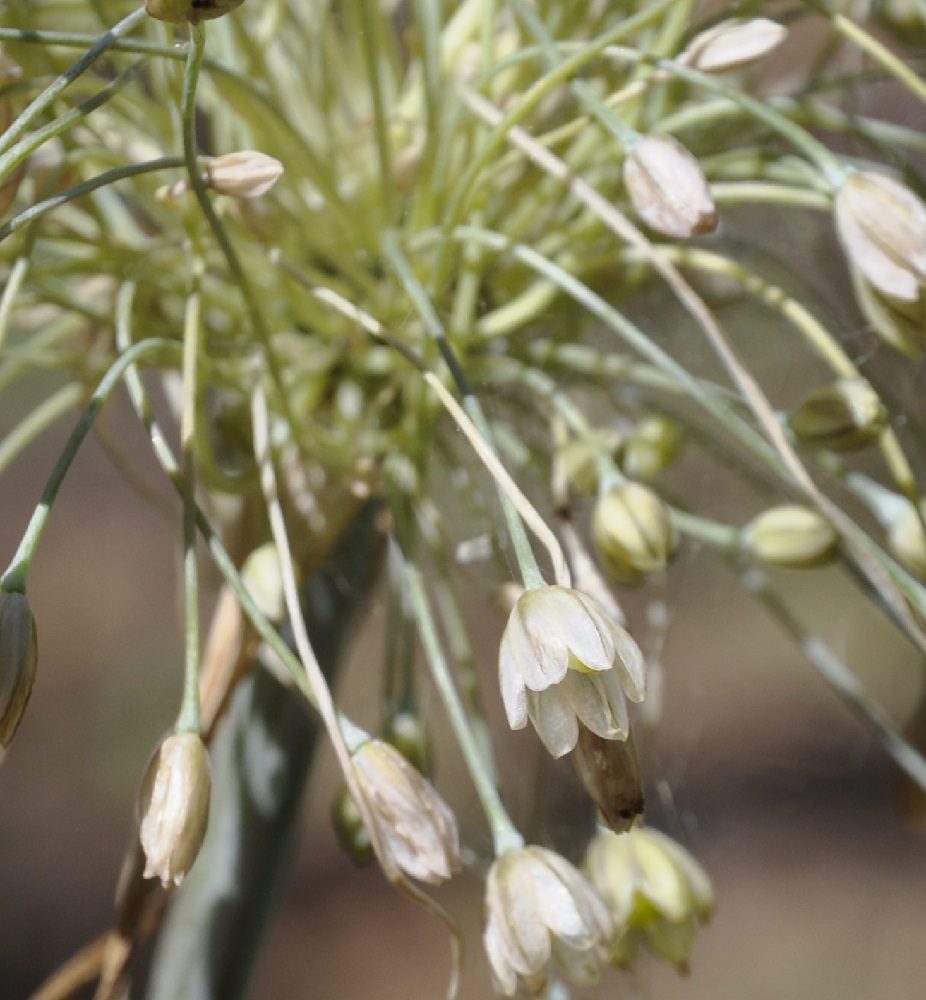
2, 0, 926, 997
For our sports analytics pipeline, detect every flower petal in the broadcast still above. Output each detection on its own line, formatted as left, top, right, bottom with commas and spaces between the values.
528, 688, 579, 758
561, 669, 629, 740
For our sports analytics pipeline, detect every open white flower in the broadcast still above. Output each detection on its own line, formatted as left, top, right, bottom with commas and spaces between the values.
499, 585, 645, 758
484, 845, 612, 996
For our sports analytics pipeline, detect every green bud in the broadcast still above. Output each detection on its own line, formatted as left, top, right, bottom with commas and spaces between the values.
145, 0, 245, 25
138, 732, 212, 887
850, 268, 926, 360
741, 505, 838, 569
0, 590, 38, 753
383, 710, 433, 776
558, 429, 622, 495
618, 416, 685, 481
788, 377, 888, 451
887, 499, 926, 579
331, 785, 375, 867
574, 727, 644, 833
593, 481, 677, 585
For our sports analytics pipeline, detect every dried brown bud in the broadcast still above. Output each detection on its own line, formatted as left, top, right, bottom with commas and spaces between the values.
138, 732, 212, 887
574, 727, 644, 833
0, 590, 38, 753
146, 0, 245, 25
623, 135, 717, 239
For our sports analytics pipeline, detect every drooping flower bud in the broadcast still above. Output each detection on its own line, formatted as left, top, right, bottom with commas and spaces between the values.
351, 738, 460, 884
834, 170, 926, 303
146, 0, 245, 24
593, 481, 678, 585
886, 498, 926, 579
623, 134, 717, 239
484, 845, 612, 996
584, 826, 714, 972
383, 709, 433, 776
787, 377, 888, 451
138, 732, 212, 887
741, 504, 838, 569
557, 428, 622, 495
679, 18, 787, 73
0, 590, 38, 754
499, 585, 646, 758
574, 727, 644, 833
618, 415, 684, 481
850, 267, 926, 359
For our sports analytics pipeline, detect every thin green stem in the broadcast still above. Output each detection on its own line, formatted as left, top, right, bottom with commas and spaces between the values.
401, 549, 523, 856
0, 258, 28, 350
0, 337, 177, 594
831, 13, 926, 107
0, 6, 147, 163
0, 383, 83, 479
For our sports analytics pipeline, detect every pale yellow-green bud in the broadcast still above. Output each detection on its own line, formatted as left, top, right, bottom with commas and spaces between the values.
850, 267, 926, 360
679, 18, 787, 73
241, 543, 285, 623
0, 590, 38, 753
138, 732, 212, 887
623, 134, 717, 239
574, 727, 644, 833
145, 0, 245, 25
584, 826, 714, 973
593, 481, 677, 585
886, 499, 926, 578
787, 377, 888, 451
834, 170, 926, 303
741, 504, 838, 569
618, 415, 685, 481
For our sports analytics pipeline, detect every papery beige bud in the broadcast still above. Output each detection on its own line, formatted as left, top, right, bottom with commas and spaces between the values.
206, 151, 283, 198
623, 135, 717, 239
352, 738, 460, 883
788, 377, 888, 451
593, 481, 677, 585
834, 170, 926, 303
680, 18, 787, 73
0, 590, 38, 753
138, 732, 211, 887
618, 415, 684, 481
741, 504, 838, 568
584, 826, 714, 972
887, 499, 926, 578
574, 727, 644, 833
146, 0, 245, 24
484, 845, 612, 995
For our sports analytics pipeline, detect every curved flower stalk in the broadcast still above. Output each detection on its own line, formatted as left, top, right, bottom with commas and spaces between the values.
499, 585, 646, 758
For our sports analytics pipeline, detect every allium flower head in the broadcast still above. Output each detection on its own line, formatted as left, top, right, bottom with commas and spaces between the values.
499, 585, 645, 758
484, 845, 612, 996
834, 170, 926, 302
352, 738, 461, 884
584, 826, 714, 972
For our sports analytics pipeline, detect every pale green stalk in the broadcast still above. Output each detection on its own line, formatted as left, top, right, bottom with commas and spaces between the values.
0, 383, 83, 478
